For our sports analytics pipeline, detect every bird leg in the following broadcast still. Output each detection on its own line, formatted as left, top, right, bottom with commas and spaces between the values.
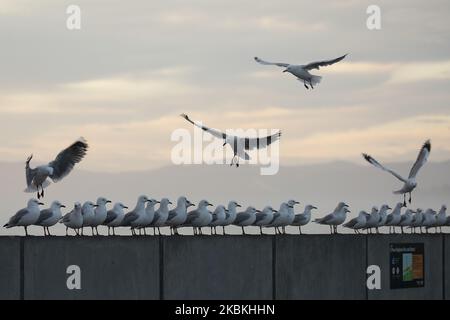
24, 226, 28, 236
242, 226, 245, 235
303, 81, 309, 89
403, 194, 407, 207
409, 193, 412, 204
309, 81, 314, 89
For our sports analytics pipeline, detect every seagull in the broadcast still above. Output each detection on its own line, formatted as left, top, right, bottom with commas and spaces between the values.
314, 202, 349, 234
121, 195, 151, 236
254, 206, 277, 235
254, 54, 348, 89
180, 113, 281, 167
140, 199, 160, 235
270, 200, 299, 234
233, 206, 259, 235
343, 211, 368, 234
81, 201, 97, 236
398, 209, 414, 234
364, 206, 380, 234
151, 198, 173, 235
209, 205, 227, 235
24, 137, 88, 199
90, 197, 111, 236
103, 202, 128, 236
435, 205, 447, 233
385, 202, 404, 234
184, 200, 214, 235
3, 199, 43, 235
35, 200, 66, 236
422, 209, 437, 233
376, 204, 391, 233
166, 196, 194, 235
362, 140, 431, 206
410, 209, 425, 234
60, 202, 83, 236
291, 204, 317, 234
222, 201, 242, 234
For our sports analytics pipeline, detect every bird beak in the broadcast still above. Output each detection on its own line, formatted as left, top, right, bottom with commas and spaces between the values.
256, 210, 262, 213
107, 200, 112, 204
312, 206, 318, 210
38, 202, 44, 205
93, 204, 99, 208
344, 204, 349, 208
283, 69, 288, 73
169, 201, 173, 205
273, 209, 278, 213
237, 204, 242, 208
222, 142, 227, 147
208, 203, 213, 207
189, 203, 195, 207
124, 206, 129, 209
295, 201, 300, 204
60, 205, 66, 208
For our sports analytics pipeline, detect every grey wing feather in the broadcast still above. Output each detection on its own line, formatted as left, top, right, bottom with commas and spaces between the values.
255, 212, 267, 223
304, 54, 347, 70
244, 132, 281, 151
234, 213, 250, 225
167, 209, 177, 221
26, 166, 37, 186
122, 212, 138, 226
9, 209, 29, 225
103, 210, 117, 225
185, 211, 200, 225
254, 57, 289, 68
180, 114, 226, 140
36, 209, 53, 225
408, 140, 431, 179
362, 153, 407, 182
49, 138, 88, 182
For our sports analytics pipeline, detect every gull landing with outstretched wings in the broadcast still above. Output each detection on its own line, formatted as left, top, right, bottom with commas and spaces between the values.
25, 137, 89, 199
180, 114, 281, 167
254, 54, 348, 89
362, 140, 431, 206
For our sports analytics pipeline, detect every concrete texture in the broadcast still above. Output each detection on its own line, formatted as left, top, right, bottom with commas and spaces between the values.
275, 235, 367, 299
445, 235, 449, 300
23, 237, 159, 300
367, 234, 443, 300
163, 235, 273, 300
0, 237, 21, 300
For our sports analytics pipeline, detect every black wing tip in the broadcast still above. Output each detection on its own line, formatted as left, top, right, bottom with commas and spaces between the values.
423, 139, 431, 151
180, 113, 189, 120
362, 153, 372, 161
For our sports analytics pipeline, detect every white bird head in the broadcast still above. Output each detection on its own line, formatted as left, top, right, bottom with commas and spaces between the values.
97, 197, 111, 205
287, 200, 300, 207
29, 198, 44, 207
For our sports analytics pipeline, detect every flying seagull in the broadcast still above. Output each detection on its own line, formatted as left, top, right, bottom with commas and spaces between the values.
25, 137, 89, 199
254, 54, 347, 89
362, 139, 431, 206
180, 113, 281, 167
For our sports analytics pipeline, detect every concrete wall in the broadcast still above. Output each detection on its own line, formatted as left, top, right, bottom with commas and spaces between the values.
0, 235, 449, 300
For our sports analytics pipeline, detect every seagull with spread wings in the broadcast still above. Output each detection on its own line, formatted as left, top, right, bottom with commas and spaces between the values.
254, 54, 347, 89
25, 137, 88, 199
362, 140, 431, 206
180, 114, 281, 167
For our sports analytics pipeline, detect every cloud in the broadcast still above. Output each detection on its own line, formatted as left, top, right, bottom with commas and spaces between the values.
387, 61, 450, 84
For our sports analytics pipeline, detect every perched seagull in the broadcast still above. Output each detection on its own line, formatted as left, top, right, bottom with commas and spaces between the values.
166, 196, 194, 235
91, 197, 111, 236
35, 200, 66, 236
343, 211, 368, 234
398, 209, 415, 234
222, 201, 242, 234
233, 206, 259, 235
4, 199, 43, 235
268, 203, 290, 234
24, 137, 88, 199
151, 198, 173, 235
422, 209, 437, 233
140, 199, 160, 235
81, 201, 97, 236
180, 113, 281, 167
385, 203, 405, 234
362, 140, 431, 206
435, 205, 447, 233
314, 202, 349, 234
270, 201, 299, 234
184, 200, 214, 235
376, 204, 391, 233
103, 202, 128, 236
209, 205, 227, 235
254, 54, 347, 89
254, 206, 277, 234
60, 202, 83, 236
291, 204, 317, 234
364, 207, 380, 234
410, 209, 424, 234
121, 195, 151, 236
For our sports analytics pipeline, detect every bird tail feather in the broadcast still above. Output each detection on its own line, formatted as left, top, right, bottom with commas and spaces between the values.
310, 75, 322, 85
24, 180, 51, 192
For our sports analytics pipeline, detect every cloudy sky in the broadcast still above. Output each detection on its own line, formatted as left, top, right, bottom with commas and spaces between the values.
1, 0, 450, 172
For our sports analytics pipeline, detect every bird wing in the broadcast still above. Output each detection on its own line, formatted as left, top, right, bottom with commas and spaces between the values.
254, 57, 290, 68
48, 138, 88, 182
255, 212, 267, 223
9, 209, 29, 225
180, 114, 226, 140
36, 209, 53, 225
303, 54, 348, 71
167, 209, 177, 221
243, 132, 281, 151
103, 210, 117, 225
122, 212, 138, 225
362, 153, 407, 183
234, 213, 251, 224
25, 166, 37, 187
408, 140, 431, 179
185, 211, 200, 225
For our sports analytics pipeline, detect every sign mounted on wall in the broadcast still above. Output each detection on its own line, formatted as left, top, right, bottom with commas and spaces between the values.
390, 243, 425, 289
